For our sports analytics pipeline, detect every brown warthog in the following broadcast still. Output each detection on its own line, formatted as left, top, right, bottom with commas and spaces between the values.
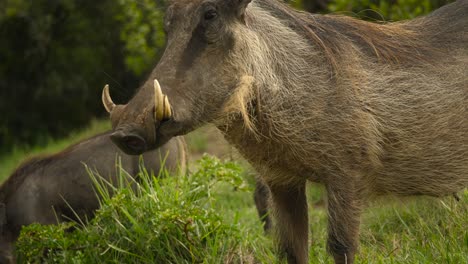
102, 0, 467, 263
0, 132, 187, 263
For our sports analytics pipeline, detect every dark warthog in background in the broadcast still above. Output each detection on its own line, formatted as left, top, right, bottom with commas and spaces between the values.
102, 0, 467, 263
0, 132, 187, 263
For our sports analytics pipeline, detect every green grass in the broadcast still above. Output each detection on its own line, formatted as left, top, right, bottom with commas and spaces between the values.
357, 195, 468, 263
186, 129, 209, 154
16, 156, 276, 263
3, 121, 467, 263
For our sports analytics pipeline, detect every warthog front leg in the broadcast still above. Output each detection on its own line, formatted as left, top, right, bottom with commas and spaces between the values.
269, 181, 308, 264
326, 179, 362, 264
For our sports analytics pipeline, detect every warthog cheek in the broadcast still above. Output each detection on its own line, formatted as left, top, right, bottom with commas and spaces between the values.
110, 106, 126, 129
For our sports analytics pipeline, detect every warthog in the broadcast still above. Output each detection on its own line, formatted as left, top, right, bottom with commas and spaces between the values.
0, 132, 187, 263
102, 0, 467, 263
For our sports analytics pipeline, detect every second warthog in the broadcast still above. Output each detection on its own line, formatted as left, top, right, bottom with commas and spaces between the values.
102, 0, 467, 263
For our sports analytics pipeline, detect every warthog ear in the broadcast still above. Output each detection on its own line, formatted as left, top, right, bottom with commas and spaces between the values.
231, 0, 252, 21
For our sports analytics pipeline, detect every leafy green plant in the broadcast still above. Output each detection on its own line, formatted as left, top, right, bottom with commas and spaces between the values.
15, 155, 270, 263
115, 0, 166, 76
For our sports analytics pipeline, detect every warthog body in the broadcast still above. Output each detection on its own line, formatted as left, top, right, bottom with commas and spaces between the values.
0, 132, 187, 263
103, 0, 467, 263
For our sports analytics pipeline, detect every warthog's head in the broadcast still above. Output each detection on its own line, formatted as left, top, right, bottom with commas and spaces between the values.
103, 0, 254, 155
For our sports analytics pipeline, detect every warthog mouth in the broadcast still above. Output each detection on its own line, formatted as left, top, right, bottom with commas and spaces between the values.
101, 79, 173, 155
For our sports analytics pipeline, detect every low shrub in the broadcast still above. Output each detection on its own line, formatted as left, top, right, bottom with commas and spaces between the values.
16, 155, 264, 263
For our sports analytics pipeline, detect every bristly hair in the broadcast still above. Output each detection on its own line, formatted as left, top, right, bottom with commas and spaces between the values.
253, 0, 442, 70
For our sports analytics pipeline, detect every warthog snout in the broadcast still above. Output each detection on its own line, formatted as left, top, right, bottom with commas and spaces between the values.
110, 130, 147, 155
102, 79, 173, 155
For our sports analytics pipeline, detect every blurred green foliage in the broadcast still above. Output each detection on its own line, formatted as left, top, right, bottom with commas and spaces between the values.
0, 0, 454, 154
0, 0, 167, 154
116, 0, 166, 76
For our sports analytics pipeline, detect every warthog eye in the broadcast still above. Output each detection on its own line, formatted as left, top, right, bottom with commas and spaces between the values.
204, 9, 218, 21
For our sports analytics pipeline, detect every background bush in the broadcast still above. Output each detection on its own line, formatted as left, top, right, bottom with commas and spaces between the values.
0, 0, 166, 153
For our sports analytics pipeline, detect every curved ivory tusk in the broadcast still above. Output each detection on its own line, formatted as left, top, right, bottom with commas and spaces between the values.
102, 84, 116, 113
154, 79, 165, 121
163, 95, 172, 119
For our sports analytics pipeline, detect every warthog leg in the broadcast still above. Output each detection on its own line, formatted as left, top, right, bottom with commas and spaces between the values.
326, 177, 362, 264
269, 181, 308, 264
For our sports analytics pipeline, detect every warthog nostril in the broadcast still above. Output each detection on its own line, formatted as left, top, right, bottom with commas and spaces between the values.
110, 131, 147, 155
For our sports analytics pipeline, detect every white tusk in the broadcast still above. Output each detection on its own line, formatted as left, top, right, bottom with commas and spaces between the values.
163, 95, 172, 119
154, 79, 164, 121
102, 84, 115, 113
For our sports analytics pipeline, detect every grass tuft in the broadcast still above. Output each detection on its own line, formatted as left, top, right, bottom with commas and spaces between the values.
15, 155, 275, 263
